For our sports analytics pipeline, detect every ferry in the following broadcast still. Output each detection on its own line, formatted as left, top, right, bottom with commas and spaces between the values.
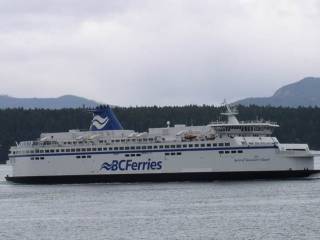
5, 103, 320, 184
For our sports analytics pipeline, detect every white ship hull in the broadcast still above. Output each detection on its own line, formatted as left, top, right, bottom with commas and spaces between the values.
6, 142, 317, 184
6, 104, 319, 184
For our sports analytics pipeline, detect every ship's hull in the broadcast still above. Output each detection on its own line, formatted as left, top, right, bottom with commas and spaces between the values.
5, 170, 320, 184
7, 143, 317, 184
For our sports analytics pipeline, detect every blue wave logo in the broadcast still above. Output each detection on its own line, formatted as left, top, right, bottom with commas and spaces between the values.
92, 115, 109, 130
100, 162, 113, 171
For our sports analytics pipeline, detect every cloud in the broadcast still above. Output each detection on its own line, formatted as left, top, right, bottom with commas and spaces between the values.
0, 0, 319, 106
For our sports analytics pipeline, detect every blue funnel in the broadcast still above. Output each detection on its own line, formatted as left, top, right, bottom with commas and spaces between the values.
89, 105, 123, 131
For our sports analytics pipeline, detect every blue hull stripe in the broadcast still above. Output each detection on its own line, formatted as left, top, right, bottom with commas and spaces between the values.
12, 145, 277, 158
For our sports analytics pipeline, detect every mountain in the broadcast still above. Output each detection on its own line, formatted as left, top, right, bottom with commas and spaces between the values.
0, 95, 101, 109
236, 77, 320, 107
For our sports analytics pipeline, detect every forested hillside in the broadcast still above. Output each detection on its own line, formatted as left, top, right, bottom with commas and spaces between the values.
0, 105, 320, 163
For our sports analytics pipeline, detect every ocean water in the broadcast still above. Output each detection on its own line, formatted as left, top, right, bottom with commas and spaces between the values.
1, 162, 320, 240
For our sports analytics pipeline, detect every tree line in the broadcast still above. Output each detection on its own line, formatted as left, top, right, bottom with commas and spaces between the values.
0, 105, 319, 163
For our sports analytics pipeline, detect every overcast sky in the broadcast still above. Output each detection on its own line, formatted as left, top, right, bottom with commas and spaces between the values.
0, 0, 319, 106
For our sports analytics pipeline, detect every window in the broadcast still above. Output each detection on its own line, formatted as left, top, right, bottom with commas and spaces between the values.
225, 143, 230, 146
40, 150, 44, 153
81, 148, 86, 152
103, 148, 108, 151
147, 146, 152, 149
71, 149, 75, 152
40, 157, 44, 160
76, 148, 80, 152
219, 151, 224, 154
171, 152, 176, 155
171, 145, 175, 148
87, 148, 92, 151
136, 153, 141, 157
238, 150, 243, 153
136, 146, 141, 150
195, 144, 199, 147
87, 155, 92, 158
177, 152, 182, 155
81, 155, 86, 158
130, 146, 135, 150
212, 143, 217, 147
66, 149, 70, 152
165, 145, 169, 149
189, 144, 193, 148
114, 147, 118, 150
56, 149, 60, 153
231, 150, 236, 154
225, 151, 230, 154
218, 143, 224, 146
153, 146, 158, 149
125, 147, 129, 150
125, 154, 130, 157
131, 154, 135, 157
207, 144, 211, 147
50, 149, 54, 153
142, 146, 146, 150
92, 148, 97, 151
183, 144, 187, 148
159, 145, 164, 149
165, 152, 170, 156
176, 145, 181, 148
119, 147, 124, 150
61, 149, 65, 152
201, 144, 205, 147
109, 147, 113, 151
76, 156, 81, 159
31, 157, 34, 160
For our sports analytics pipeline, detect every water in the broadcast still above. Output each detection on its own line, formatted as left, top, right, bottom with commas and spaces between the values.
1, 164, 320, 240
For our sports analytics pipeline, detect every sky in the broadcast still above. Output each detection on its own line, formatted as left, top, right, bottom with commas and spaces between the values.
0, 0, 319, 106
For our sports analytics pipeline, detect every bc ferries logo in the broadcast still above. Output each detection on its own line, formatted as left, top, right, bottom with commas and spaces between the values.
91, 115, 109, 130
100, 159, 162, 171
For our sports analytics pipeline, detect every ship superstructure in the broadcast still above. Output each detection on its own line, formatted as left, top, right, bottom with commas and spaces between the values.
6, 104, 318, 183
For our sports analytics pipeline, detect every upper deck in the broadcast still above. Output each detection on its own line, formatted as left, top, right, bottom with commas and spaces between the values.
10, 102, 280, 152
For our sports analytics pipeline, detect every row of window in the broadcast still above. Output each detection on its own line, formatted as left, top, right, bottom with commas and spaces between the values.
15, 142, 232, 155
219, 150, 243, 154
125, 153, 142, 157
47, 135, 231, 146
61, 138, 157, 146
110, 138, 156, 143
30, 157, 45, 160
165, 152, 182, 156
29, 150, 243, 160
76, 155, 92, 159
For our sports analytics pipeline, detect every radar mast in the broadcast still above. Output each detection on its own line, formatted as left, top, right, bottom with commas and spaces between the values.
221, 100, 239, 125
